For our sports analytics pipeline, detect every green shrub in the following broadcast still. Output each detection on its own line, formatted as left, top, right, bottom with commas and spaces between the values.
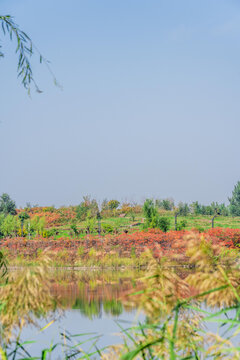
176, 220, 187, 231
70, 223, 79, 236
158, 217, 171, 232
102, 223, 114, 233
42, 228, 56, 238
85, 212, 96, 234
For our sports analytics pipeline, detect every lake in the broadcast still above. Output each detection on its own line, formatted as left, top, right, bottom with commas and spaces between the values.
7, 267, 240, 359
11, 269, 145, 359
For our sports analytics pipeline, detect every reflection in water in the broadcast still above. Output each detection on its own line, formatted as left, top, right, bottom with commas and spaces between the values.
49, 269, 142, 319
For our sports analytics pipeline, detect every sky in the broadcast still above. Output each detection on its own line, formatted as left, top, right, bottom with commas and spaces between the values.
0, 0, 240, 207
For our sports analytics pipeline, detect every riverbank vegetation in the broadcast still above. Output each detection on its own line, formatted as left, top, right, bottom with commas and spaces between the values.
0, 233, 240, 358
1, 185, 240, 268
0, 228, 239, 268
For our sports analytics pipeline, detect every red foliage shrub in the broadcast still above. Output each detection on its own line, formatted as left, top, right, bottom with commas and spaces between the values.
1, 228, 239, 259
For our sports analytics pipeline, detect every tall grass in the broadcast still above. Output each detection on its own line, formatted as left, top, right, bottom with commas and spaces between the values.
102, 234, 240, 359
1, 234, 240, 358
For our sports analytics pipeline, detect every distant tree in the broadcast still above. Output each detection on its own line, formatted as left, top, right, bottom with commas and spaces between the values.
143, 199, 158, 225
218, 203, 229, 216
229, 181, 240, 216
155, 198, 174, 211
76, 196, 99, 220
0, 214, 19, 237
31, 216, 46, 236
107, 200, 120, 210
143, 199, 170, 231
177, 202, 190, 216
76, 203, 88, 221
0, 193, 16, 216
190, 201, 202, 215
201, 205, 214, 216
25, 202, 32, 211
18, 212, 30, 236
162, 198, 174, 211
101, 198, 109, 211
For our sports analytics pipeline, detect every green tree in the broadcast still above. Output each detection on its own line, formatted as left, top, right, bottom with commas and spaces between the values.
155, 198, 174, 211
18, 212, 30, 236
31, 216, 46, 236
85, 211, 96, 234
143, 199, 158, 226
0, 193, 16, 216
177, 202, 190, 216
76, 196, 99, 221
190, 201, 202, 215
229, 181, 240, 216
107, 200, 120, 210
101, 198, 109, 211
143, 199, 170, 232
0, 214, 19, 237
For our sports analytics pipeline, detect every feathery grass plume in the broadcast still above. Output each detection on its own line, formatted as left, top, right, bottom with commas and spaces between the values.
115, 248, 204, 359
0, 251, 8, 283
0, 249, 57, 341
125, 252, 190, 320
205, 332, 240, 360
104, 233, 240, 359
185, 233, 240, 308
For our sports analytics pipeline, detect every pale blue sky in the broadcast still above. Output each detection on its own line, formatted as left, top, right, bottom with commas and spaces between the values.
0, 0, 240, 207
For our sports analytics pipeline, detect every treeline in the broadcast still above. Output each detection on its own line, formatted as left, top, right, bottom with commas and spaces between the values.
73, 180, 240, 218
0, 181, 240, 237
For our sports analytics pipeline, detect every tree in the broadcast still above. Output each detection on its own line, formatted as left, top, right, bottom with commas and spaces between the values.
190, 201, 202, 215
0, 15, 58, 93
76, 196, 99, 220
107, 200, 120, 210
0, 193, 16, 216
101, 199, 109, 211
177, 202, 190, 216
143, 199, 170, 231
18, 212, 30, 236
229, 181, 240, 216
155, 198, 174, 211
0, 214, 19, 237
143, 199, 158, 226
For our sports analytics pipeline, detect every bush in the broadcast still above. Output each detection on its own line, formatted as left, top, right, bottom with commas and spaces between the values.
42, 228, 56, 238
102, 223, 114, 233
143, 200, 170, 232
176, 220, 187, 231
85, 212, 96, 234
158, 217, 171, 232
70, 223, 79, 236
